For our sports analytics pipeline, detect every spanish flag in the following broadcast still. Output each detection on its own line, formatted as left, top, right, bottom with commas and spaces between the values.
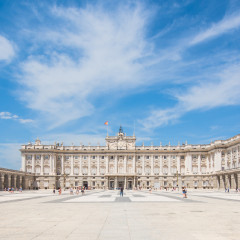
104, 121, 108, 125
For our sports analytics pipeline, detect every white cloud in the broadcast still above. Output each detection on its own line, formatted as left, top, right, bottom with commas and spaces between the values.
190, 13, 240, 45
141, 64, 240, 129
18, 4, 155, 128
0, 112, 33, 124
0, 35, 15, 61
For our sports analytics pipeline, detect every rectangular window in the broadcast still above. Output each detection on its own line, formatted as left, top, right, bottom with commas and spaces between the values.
146, 156, 149, 159
155, 156, 158, 159
92, 156, 95, 159
101, 156, 104, 159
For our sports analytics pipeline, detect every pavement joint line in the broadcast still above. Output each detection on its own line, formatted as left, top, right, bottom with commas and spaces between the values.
0, 195, 50, 204
190, 194, 240, 202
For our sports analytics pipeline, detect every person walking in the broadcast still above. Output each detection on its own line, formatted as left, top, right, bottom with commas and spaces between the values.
182, 187, 187, 198
120, 187, 124, 197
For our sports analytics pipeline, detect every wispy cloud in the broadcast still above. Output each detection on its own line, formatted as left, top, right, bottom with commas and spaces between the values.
190, 13, 240, 45
0, 35, 15, 61
0, 112, 33, 124
141, 63, 240, 129
17, 4, 156, 128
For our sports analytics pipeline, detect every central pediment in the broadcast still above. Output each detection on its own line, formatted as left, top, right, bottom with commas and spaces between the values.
105, 127, 136, 150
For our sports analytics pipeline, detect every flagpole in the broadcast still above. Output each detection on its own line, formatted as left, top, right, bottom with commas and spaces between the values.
107, 124, 108, 136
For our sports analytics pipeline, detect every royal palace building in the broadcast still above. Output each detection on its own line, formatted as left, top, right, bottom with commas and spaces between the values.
19, 127, 240, 190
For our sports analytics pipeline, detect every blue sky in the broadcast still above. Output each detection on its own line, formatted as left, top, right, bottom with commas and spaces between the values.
1, 0, 240, 169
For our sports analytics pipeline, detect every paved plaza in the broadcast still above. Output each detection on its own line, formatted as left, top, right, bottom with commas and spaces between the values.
0, 189, 240, 240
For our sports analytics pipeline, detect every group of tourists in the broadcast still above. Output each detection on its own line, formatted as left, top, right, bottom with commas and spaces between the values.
52, 186, 87, 195
4, 187, 22, 193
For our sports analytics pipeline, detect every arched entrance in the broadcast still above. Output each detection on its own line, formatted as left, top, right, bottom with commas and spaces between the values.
109, 178, 114, 189
11, 175, 14, 188
127, 178, 133, 190
16, 176, 20, 189
228, 175, 231, 188
4, 174, 8, 189
83, 181, 88, 189
234, 174, 238, 189
22, 176, 25, 189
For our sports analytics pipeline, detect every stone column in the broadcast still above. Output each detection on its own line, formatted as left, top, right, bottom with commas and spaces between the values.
214, 150, 222, 172
88, 156, 91, 175
142, 156, 145, 175
230, 149, 233, 169
151, 155, 154, 175
97, 155, 100, 175
237, 173, 240, 189
106, 156, 109, 174
225, 153, 228, 170
0, 175, 4, 190
13, 175, 17, 188
231, 174, 236, 189
177, 155, 180, 173
124, 155, 127, 173
133, 177, 136, 189
50, 154, 53, 175
53, 154, 56, 175
32, 154, 35, 174
79, 155, 82, 175
168, 156, 171, 175
71, 155, 74, 175
114, 176, 117, 190
160, 155, 163, 175
133, 155, 136, 174
114, 155, 118, 174
206, 155, 210, 173
8, 175, 12, 188
61, 155, 64, 174
198, 155, 201, 174
124, 176, 127, 189
40, 155, 44, 175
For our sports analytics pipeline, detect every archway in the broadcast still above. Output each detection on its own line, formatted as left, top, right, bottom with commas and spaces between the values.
4, 174, 8, 189
22, 176, 25, 190
234, 174, 238, 189
11, 175, 15, 188
16, 176, 20, 189
127, 178, 133, 190
109, 179, 114, 189
83, 181, 88, 189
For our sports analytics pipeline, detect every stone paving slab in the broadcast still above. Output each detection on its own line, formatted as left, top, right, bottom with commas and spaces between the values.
0, 190, 240, 239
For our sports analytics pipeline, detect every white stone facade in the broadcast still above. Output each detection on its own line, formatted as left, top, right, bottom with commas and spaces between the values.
20, 128, 240, 190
